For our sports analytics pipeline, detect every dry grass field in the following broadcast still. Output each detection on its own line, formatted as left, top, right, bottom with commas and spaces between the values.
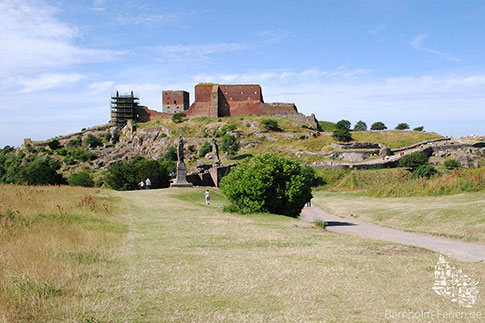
312, 191, 485, 242
1, 185, 484, 321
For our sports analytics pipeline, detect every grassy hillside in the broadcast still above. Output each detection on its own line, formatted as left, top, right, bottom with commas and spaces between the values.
1, 185, 483, 321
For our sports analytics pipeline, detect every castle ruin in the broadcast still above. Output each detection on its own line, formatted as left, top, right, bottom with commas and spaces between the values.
111, 83, 318, 129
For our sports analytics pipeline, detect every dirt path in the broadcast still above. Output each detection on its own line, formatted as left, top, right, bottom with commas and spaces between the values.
301, 205, 485, 263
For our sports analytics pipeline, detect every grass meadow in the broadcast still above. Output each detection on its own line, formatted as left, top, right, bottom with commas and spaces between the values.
1, 185, 484, 321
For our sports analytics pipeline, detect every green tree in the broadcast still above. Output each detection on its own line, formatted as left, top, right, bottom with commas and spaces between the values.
69, 171, 95, 187
411, 164, 438, 178
85, 134, 103, 148
413, 126, 424, 132
24, 157, 66, 185
199, 141, 212, 158
105, 158, 172, 191
260, 119, 282, 132
332, 129, 353, 142
220, 154, 315, 217
172, 113, 186, 123
354, 120, 367, 131
395, 123, 410, 130
105, 161, 137, 191
371, 121, 387, 130
220, 134, 239, 155
48, 139, 61, 150
399, 151, 429, 171
336, 119, 351, 130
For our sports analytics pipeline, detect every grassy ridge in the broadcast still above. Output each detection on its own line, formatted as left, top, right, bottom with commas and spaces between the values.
0, 185, 125, 322
316, 168, 485, 197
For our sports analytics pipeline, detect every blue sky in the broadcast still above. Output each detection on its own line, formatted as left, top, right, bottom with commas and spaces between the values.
1, 0, 484, 147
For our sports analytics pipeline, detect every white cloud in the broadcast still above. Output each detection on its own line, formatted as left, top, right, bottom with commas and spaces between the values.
410, 33, 461, 62
17, 73, 86, 93
254, 29, 293, 43
0, 0, 125, 78
150, 43, 248, 61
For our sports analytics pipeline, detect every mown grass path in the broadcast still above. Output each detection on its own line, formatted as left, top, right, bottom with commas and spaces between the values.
89, 187, 485, 322
301, 205, 485, 262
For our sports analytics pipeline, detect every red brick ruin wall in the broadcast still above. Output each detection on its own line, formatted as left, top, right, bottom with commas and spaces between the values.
162, 91, 189, 114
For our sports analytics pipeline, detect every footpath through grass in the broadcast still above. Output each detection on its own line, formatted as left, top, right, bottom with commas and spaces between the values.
312, 191, 485, 242
95, 188, 483, 321
2, 185, 484, 321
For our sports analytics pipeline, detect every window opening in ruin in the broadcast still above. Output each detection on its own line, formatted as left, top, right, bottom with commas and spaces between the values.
174, 100, 176, 104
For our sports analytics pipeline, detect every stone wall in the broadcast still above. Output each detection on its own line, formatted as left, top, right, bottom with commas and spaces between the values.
137, 106, 170, 123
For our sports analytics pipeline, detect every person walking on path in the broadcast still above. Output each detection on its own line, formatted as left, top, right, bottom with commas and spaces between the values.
145, 178, 151, 190
139, 180, 144, 190
205, 190, 210, 205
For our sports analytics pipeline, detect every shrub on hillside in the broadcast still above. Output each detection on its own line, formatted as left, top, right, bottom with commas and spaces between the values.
67, 136, 82, 148
399, 151, 429, 171
220, 154, 315, 217
85, 134, 103, 148
413, 126, 424, 132
220, 134, 239, 155
354, 120, 367, 131
261, 119, 282, 132
411, 164, 438, 179
336, 120, 351, 130
371, 122, 387, 130
48, 139, 61, 150
332, 128, 353, 142
172, 113, 186, 123
199, 141, 212, 158
395, 123, 410, 130
444, 159, 461, 170
69, 171, 95, 187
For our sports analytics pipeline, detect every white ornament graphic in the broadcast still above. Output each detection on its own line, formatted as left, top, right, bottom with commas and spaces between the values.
433, 254, 479, 308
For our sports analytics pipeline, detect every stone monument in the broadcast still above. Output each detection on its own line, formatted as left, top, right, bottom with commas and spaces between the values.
170, 135, 193, 187
211, 138, 221, 164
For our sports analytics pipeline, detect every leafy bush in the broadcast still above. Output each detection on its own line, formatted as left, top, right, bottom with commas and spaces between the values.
48, 139, 61, 150
220, 134, 239, 155
336, 120, 351, 130
85, 134, 103, 148
220, 154, 315, 217
172, 113, 186, 123
69, 148, 97, 162
69, 171, 95, 187
261, 119, 282, 132
444, 159, 461, 170
399, 151, 429, 171
332, 129, 353, 142
411, 164, 438, 179
104, 132, 112, 142
395, 123, 410, 130
354, 120, 367, 131
199, 141, 212, 158
413, 126, 424, 132
371, 122, 387, 130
